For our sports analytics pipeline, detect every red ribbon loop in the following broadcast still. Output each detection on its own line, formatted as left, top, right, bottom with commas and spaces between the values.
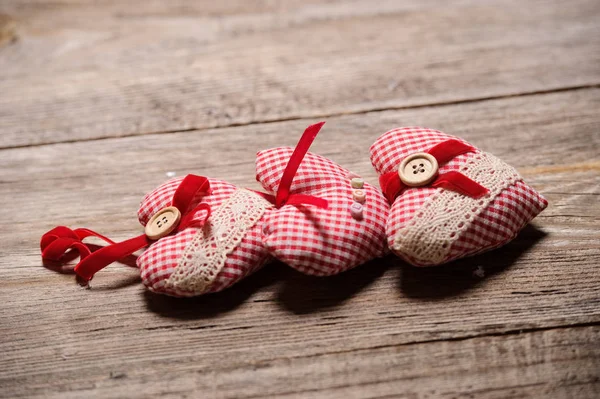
379, 172, 404, 204
172, 174, 211, 214
263, 122, 329, 209
427, 139, 475, 165
41, 175, 212, 284
380, 139, 489, 202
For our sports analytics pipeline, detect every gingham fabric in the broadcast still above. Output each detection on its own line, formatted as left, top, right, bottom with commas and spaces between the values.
370, 127, 548, 266
137, 177, 271, 297
256, 148, 389, 276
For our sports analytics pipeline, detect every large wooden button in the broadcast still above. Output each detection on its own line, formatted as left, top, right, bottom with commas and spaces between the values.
145, 206, 181, 240
398, 152, 439, 187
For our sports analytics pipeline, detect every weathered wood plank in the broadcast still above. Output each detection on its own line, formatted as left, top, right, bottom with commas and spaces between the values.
2, 323, 599, 398
0, 88, 598, 398
0, 0, 599, 147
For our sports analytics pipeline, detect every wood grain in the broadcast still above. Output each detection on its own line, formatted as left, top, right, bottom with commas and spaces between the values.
2, 323, 600, 399
2, 1, 599, 397
0, 0, 599, 148
1, 88, 599, 398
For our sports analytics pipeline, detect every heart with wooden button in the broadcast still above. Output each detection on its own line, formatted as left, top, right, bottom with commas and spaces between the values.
135, 177, 273, 296
370, 127, 548, 266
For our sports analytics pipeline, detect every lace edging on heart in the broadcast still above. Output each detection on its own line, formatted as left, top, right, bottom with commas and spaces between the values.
393, 151, 522, 265
165, 189, 271, 295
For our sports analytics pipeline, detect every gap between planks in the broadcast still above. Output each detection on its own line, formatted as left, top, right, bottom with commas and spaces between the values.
2, 83, 598, 151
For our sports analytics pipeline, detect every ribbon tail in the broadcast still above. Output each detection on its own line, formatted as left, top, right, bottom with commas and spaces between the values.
41, 226, 149, 282
74, 234, 150, 283
41, 174, 214, 285
427, 139, 476, 165
275, 122, 326, 208
285, 194, 328, 208
431, 171, 489, 198
41, 236, 92, 261
40, 226, 119, 261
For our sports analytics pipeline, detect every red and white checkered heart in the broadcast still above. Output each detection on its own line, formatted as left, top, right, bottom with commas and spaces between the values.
370, 127, 548, 266
137, 177, 272, 297
256, 148, 389, 276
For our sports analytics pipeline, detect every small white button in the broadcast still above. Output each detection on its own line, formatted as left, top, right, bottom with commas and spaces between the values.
145, 206, 181, 240
398, 152, 439, 187
350, 177, 364, 189
352, 189, 366, 203
350, 202, 363, 220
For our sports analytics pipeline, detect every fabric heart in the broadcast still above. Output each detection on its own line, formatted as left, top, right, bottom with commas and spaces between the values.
370, 127, 548, 266
256, 142, 389, 276
136, 177, 273, 297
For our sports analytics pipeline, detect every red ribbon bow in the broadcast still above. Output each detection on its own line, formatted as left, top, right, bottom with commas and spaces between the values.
40, 174, 212, 284
379, 139, 489, 203
258, 122, 329, 209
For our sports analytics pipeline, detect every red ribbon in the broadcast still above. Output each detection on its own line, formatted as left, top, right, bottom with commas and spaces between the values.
379, 139, 489, 203
259, 122, 329, 209
40, 175, 212, 284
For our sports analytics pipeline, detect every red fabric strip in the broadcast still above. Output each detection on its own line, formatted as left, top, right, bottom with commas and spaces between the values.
284, 194, 328, 208
275, 122, 328, 209
431, 171, 489, 198
379, 171, 405, 204
172, 174, 211, 214
41, 226, 118, 261
72, 228, 117, 244
253, 191, 327, 208
41, 227, 92, 261
427, 139, 476, 165
379, 139, 484, 202
74, 234, 150, 281
178, 202, 212, 230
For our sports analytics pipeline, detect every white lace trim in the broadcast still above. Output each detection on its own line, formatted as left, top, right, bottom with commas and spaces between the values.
165, 189, 271, 294
393, 151, 522, 265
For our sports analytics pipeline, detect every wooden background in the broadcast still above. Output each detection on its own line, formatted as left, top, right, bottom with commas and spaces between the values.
1, 1, 599, 398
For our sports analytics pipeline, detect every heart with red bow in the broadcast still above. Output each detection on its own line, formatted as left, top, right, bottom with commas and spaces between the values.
255, 128, 389, 276
370, 127, 548, 266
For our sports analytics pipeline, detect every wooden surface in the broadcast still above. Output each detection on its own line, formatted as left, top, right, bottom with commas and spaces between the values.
0, 1, 599, 398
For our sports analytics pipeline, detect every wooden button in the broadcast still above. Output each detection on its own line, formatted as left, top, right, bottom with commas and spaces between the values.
398, 152, 438, 187
350, 202, 363, 220
145, 206, 181, 240
352, 189, 366, 203
350, 177, 364, 189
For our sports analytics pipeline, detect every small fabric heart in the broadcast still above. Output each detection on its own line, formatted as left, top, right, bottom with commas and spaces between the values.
256, 147, 389, 276
137, 177, 273, 297
370, 127, 548, 266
